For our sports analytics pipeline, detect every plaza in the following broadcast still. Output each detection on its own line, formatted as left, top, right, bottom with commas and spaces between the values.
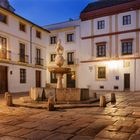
0, 0, 140, 139
0, 92, 139, 140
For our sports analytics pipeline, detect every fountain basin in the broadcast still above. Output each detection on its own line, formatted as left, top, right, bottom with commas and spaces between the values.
48, 66, 71, 74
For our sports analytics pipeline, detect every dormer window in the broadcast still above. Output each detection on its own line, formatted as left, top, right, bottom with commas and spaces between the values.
123, 15, 131, 25
97, 20, 105, 29
19, 22, 26, 32
0, 12, 7, 24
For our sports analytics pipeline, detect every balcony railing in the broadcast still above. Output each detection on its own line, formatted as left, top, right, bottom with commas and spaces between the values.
35, 58, 44, 66
19, 54, 29, 63
0, 50, 11, 60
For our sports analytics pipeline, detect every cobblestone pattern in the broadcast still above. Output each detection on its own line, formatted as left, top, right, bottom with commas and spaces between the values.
0, 92, 140, 140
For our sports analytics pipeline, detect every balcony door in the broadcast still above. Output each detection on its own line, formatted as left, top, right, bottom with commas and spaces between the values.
19, 43, 26, 62
36, 48, 41, 65
0, 36, 7, 59
0, 66, 8, 94
36, 70, 41, 87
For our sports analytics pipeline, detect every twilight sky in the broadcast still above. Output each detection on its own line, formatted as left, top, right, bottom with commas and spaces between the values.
9, 0, 94, 26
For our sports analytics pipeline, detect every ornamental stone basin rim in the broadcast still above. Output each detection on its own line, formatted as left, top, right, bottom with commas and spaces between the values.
48, 66, 71, 74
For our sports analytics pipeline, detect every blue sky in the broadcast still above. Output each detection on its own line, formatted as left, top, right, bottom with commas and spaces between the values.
9, 0, 94, 26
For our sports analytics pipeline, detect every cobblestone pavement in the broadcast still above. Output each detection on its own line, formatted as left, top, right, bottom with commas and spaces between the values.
0, 92, 140, 140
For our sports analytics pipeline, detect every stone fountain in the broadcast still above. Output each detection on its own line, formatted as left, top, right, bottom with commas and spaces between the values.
21, 40, 89, 103
48, 40, 89, 103
48, 40, 71, 89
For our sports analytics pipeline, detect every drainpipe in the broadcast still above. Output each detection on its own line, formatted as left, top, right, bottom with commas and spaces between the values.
134, 58, 136, 92
30, 25, 34, 64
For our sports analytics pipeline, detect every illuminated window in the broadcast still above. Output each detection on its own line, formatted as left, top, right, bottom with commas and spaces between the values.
123, 15, 131, 25
122, 41, 132, 55
19, 22, 26, 32
97, 67, 106, 79
97, 20, 105, 29
0, 12, 7, 24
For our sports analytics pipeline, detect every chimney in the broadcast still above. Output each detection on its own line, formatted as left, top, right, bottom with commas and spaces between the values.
0, 0, 15, 12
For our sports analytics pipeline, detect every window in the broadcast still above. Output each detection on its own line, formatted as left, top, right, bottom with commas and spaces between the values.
20, 69, 26, 83
0, 12, 7, 24
67, 33, 74, 42
19, 43, 28, 63
67, 52, 74, 65
50, 36, 57, 44
50, 72, 57, 83
50, 54, 56, 62
97, 20, 105, 29
0, 36, 7, 59
123, 15, 131, 25
97, 44, 106, 57
36, 48, 43, 65
19, 22, 26, 32
0, 36, 7, 49
122, 41, 133, 55
97, 67, 106, 79
36, 30, 41, 39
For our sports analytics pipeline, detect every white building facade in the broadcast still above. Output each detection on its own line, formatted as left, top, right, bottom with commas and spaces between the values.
44, 20, 81, 88
79, 0, 140, 92
1, 0, 140, 93
0, 2, 49, 93
45, 0, 140, 92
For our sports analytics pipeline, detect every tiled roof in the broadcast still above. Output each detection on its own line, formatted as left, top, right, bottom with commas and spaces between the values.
81, 0, 133, 13
44, 19, 80, 31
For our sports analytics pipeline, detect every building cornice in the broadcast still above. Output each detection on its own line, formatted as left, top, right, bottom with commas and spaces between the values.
80, 0, 140, 21
81, 56, 140, 63
81, 28, 140, 40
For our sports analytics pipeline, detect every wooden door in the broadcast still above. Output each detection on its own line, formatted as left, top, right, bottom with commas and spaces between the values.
36, 70, 41, 87
67, 72, 75, 88
0, 66, 8, 94
124, 73, 130, 91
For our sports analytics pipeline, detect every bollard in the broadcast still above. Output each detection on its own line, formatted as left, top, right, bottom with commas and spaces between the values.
93, 92, 97, 98
47, 97, 55, 111
100, 95, 106, 107
4, 92, 9, 100
6, 94, 13, 106
111, 93, 116, 103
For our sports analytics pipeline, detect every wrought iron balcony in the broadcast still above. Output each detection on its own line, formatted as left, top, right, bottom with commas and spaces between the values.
19, 54, 29, 63
0, 50, 11, 60
35, 58, 44, 66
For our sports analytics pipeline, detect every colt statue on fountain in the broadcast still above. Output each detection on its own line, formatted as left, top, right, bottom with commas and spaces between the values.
48, 40, 71, 89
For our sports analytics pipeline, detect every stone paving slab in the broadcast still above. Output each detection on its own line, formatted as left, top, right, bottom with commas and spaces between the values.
0, 92, 139, 140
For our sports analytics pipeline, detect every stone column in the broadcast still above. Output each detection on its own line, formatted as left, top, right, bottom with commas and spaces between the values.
56, 74, 63, 89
